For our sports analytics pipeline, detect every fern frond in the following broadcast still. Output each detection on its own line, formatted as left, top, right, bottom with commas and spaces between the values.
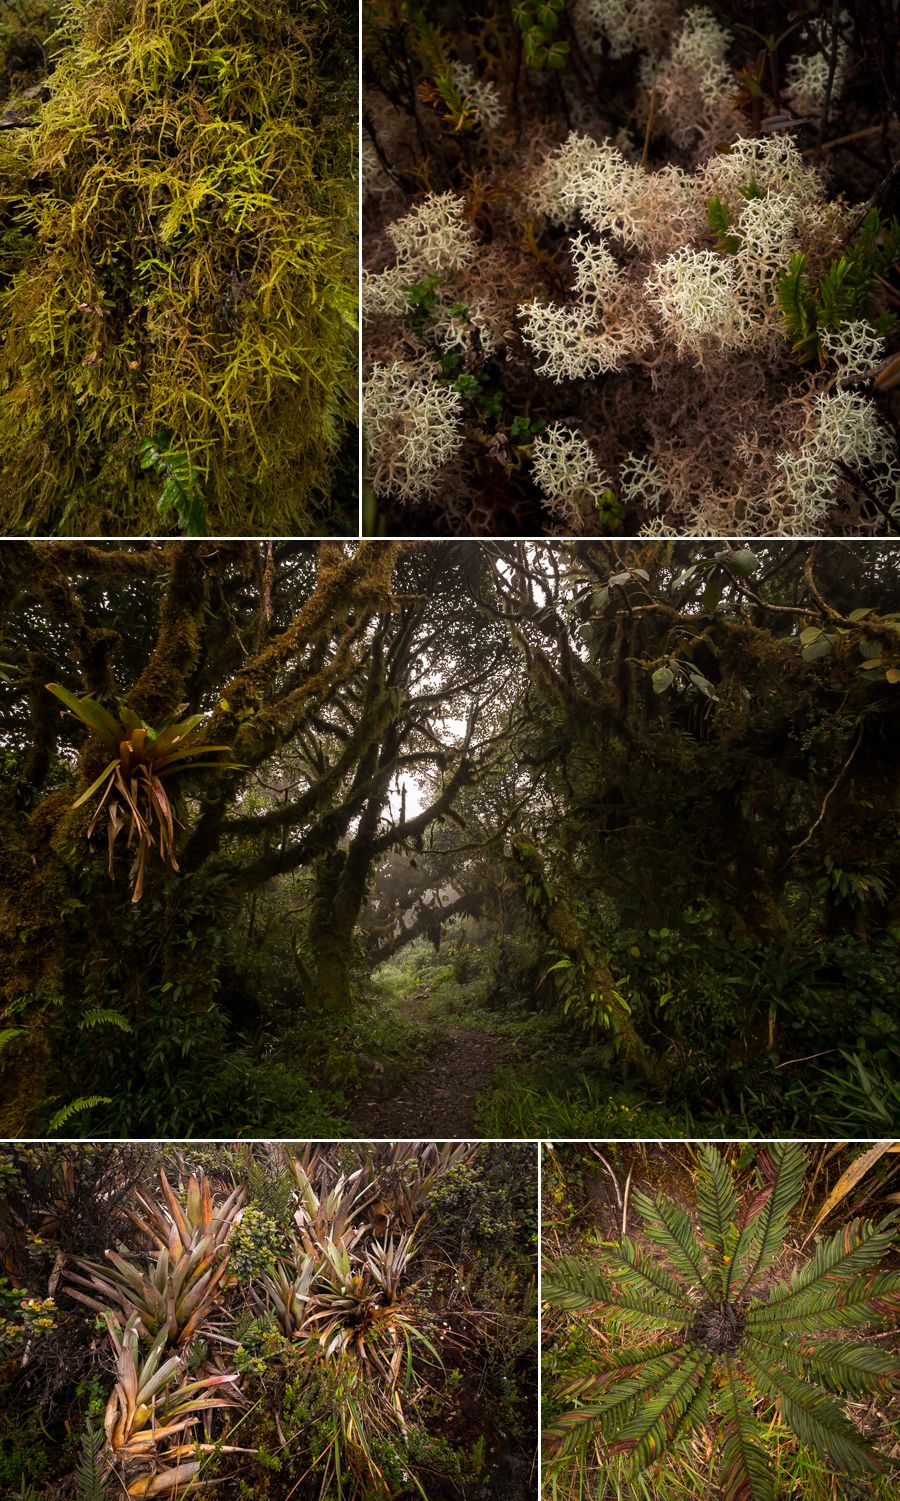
139, 434, 207, 537
48, 1095, 112, 1131
728, 1142, 807, 1298
745, 1333, 900, 1397
608, 1350, 714, 1470
668, 1361, 714, 1450
543, 1252, 684, 1327
745, 1354, 883, 1473
631, 1188, 714, 1293
75, 1415, 112, 1501
762, 1216, 898, 1313
746, 1272, 900, 1331
543, 1255, 613, 1312
78, 1008, 133, 1032
556, 1343, 685, 1401
604, 1235, 695, 1308
696, 1145, 738, 1283
547, 1351, 688, 1459
718, 1361, 775, 1501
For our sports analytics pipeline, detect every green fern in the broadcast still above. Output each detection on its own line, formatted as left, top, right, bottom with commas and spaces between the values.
47, 1095, 112, 1132
139, 434, 208, 537
544, 1146, 900, 1498
706, 195, 740, 254
777, 209, 900, 364
75, 1413, 113, 1501
77, 1008, 133, 1032
776, 253, 820, 364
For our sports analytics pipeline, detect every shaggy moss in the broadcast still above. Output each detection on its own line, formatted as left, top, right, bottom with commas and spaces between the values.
0, 0, 357, 536
0, 1, 59, 108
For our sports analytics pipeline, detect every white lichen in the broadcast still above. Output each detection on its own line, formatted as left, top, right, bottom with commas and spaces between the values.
365, 361, 464, 503
450, 61, 505, 129
646, 247, 747, 356
532, 423, 613, 525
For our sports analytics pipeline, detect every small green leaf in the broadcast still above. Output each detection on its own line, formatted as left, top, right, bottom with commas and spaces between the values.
729, 548, 759, 578
802, 636, 833, 662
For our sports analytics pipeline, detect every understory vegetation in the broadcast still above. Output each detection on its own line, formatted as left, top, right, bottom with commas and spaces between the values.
0, 539, 898, 1138
0, 1141, 537, 1500
363, 0, 900, 536
0, 0, 357, 536
542, 1141, 900, 1500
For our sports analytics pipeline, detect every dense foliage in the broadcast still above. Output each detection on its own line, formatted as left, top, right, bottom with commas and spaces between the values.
0, 0, 357, 536
0, 1142, 537, 1499
1, 539, 898, 1136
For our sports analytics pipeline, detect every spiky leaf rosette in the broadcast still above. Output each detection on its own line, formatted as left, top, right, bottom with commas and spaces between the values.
544, 1147, 900, 1498
47, 684, 242, 899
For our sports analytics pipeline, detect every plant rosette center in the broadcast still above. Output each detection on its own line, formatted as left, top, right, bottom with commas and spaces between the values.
687, 1296, 748, 1355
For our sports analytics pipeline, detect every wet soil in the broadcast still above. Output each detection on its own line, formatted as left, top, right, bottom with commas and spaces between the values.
348, 995, 516, 1139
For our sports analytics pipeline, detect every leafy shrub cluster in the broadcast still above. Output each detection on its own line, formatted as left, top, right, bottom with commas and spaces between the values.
363, 1, 900, 535
0, 1143, 537, 1500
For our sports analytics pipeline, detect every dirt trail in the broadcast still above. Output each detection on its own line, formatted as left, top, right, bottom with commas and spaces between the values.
348, 996, 515, 1138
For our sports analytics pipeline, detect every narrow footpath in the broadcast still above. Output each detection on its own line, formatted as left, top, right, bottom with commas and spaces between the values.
348, 995, 514, 1137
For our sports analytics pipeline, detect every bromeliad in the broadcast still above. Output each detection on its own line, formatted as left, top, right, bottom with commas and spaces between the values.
47, 684, 242, 900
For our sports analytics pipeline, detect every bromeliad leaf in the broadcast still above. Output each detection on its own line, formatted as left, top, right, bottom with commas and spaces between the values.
46, 684, 122, 750
46, 686, 242, 900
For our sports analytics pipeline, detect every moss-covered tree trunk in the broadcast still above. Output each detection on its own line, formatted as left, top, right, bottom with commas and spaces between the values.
0, 541, 404, 1133
510, 835, 656, 1080
0, 0, 357, 534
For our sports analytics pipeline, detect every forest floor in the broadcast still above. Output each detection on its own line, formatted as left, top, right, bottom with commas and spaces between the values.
348, 991, 516, 1137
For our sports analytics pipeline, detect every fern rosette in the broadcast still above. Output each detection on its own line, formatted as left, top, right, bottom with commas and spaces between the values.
544, 1144, 900, 1497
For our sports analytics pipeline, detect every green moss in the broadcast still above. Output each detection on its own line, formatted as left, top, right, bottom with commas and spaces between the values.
0, 0, 357, 535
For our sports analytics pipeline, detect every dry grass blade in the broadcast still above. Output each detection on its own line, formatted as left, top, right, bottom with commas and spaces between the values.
802, 1142, 900, 1245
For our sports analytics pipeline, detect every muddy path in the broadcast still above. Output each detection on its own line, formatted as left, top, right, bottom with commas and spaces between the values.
348, 995, 516, 1138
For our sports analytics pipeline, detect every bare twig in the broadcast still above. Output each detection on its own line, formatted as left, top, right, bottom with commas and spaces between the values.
640, 82, 656, 170
816, 2, 843, 157
786, 727, 863, 863
621, 1163, 633, 1237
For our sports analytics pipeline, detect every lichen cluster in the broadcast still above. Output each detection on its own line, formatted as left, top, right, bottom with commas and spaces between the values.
363, 1, 900, 537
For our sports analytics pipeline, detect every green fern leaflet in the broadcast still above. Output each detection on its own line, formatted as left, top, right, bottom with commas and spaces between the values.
75, 1413, 113, 1501
139, 434, 208, 537
777, 209, 900, 365
543, 1144, 900, 1498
